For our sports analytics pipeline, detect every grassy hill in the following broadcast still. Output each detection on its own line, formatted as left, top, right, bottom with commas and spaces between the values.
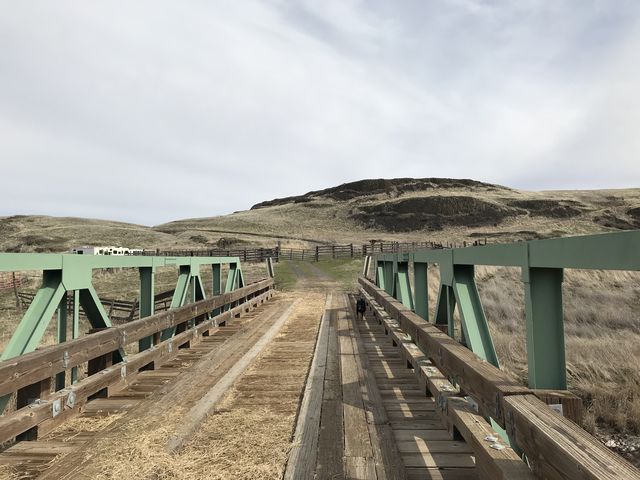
2, 178, 639, 253
0, 215, 178, 253
156, 178, 640, 247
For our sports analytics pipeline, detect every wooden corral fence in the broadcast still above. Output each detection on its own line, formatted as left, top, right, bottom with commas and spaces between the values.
0, 272, 23, 291
141, 246, 279, 262
17, 289, 175, 324
150, 240, 480, 262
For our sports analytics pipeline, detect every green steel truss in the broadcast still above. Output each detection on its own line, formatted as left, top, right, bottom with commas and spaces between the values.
0, 253, 246, 412
372, 230, 640, 390
371, 230, 639, 448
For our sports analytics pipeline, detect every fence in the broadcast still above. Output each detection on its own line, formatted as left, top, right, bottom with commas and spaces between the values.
17, 288, 176, 324
0, 272, 23, 291
150, 240, 470, 262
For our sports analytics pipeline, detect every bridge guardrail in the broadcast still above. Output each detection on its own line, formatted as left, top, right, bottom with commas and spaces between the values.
0, 278, 274, 443
359, 275, 640, 480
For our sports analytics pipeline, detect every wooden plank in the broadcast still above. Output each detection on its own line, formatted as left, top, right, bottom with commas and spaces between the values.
504, 394, 640, 480
402, 453, 475, 468
345, 456, 377, 480
284, 294, 331, 480
0, 279, 274, 398
315, 301, 345, 480
39, 299, 288, 479
362, 287, 534, 480
339, 297, 376, 477
346, 293, 405, 480
406, 467, 478, 480
0, 290, 274, 444
359, 277, 529, 427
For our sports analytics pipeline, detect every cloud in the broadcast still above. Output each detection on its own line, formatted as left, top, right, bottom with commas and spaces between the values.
0, 0, 639, 224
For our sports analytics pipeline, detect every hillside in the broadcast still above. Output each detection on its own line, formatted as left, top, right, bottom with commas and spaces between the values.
2, 179, 639, 253
156, 178, 640, 247
0, 215, 178, 253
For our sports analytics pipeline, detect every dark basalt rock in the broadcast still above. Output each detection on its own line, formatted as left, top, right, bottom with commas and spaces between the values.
506, 199, 585, 218
349, 196, 511, 232
250, 178, 506, 210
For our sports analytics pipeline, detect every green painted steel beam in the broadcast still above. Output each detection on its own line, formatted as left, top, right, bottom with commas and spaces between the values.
376, 261, 385, 290
71, 289, 79, 384
225, 263, 237, 294
452, 265, 499, 367
55, 293, 68, 391
0, 253, 244, 273
394, 262, 414, 310
0, 270, 66, 360
433, 285, 455, 338
408, 231, 640, 271
138, 266, 155, 352
79, 284, 124, 364
0, 270, 66, 412
383, 261, 394, 296
161, 266, 192, 341
524, 267, 566, 389
413, 262, 429, 321
79, 285, 114, 330
212, 264, 222, 317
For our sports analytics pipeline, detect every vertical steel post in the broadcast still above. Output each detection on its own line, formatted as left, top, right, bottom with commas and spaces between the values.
376, 260, 385, 290
383, 261, 394, 296
414, 261, 429, 321
212, 264, 222, 318
394, 261, 414, 309
71, 289, 79, 384
55, 291, 68, 390
524, 267, 566, 389
434, 285, 456, 338
138, 266, 155, 352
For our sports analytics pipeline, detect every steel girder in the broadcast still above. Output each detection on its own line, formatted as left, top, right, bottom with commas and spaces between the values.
0, 253, 248, 414
373, 230, 640, 392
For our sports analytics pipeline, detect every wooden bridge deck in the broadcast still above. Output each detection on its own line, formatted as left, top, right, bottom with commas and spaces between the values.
287, 293, 476, 479
1, 283, 638, 479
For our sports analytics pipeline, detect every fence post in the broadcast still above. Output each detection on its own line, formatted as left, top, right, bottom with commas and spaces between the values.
350, 244, 354, 257
12, 272, 20, 308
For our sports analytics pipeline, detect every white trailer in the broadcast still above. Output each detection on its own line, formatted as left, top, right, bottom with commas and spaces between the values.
70, 246, 134, 256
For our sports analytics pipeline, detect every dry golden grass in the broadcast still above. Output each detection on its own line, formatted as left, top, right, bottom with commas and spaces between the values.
86, 293, 323, 480
473, 267, 640, 435
155, 185, 640, 247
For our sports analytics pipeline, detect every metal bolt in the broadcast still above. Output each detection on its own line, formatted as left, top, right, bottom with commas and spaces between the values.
52, 399, 62, 417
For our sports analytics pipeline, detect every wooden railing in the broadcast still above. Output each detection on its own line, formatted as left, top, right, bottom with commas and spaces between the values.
154, 241, 448, 262
17, 289, 176, 324
358, 275, 640, 480
0, 278, 274, 443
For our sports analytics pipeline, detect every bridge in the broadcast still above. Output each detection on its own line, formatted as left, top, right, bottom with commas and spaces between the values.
0, 232, 638, 479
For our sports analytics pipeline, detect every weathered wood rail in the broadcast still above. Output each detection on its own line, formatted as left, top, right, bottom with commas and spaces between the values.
150, 240, 449, 262
17, 288, 175, 323
0, 278, 274, 444
359, 275, 640, 480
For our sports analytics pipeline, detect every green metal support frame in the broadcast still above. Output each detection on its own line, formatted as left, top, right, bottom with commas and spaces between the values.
393, 259, 414, 310
413, 261, 428, 321
374, 231, 640, 394
0, 253, 249, 414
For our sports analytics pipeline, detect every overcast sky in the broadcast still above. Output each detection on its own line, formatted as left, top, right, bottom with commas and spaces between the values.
1, 1, 639, 225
